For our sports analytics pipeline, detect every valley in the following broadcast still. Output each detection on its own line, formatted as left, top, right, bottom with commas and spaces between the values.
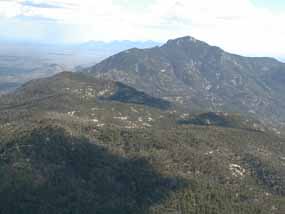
0, 0, 284, 213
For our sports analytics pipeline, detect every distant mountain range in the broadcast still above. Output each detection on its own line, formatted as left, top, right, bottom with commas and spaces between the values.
78, 40, 160, 51
0, 40, 160, 94
85, 36, 285, 129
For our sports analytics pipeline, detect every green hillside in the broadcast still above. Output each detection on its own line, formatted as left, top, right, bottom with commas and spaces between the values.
0, 72, 284, 214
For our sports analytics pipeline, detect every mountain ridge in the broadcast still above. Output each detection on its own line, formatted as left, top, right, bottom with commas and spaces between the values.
0, 71, 284, 213
85, 36, 285, 129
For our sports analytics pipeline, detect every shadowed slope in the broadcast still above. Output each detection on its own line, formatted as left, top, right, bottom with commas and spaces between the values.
0, 126, 185, 214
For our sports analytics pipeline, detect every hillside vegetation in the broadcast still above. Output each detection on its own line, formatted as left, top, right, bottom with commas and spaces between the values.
0, 72, 284, 213
86, 36, 285, 131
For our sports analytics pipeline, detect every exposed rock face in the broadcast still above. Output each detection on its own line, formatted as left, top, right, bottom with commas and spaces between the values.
86, 36, 285, 127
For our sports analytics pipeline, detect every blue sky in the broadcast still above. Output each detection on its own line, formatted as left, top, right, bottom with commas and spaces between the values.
0, 0, 284, 58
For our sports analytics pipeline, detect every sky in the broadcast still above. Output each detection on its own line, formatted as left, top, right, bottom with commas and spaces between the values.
0, 0, 285, 58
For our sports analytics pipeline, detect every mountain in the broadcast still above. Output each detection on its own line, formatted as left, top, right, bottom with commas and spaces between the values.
75, 40, 160, 68
0, 71, 284, 213
0, 72, 174, 131
85, 36, 285, 129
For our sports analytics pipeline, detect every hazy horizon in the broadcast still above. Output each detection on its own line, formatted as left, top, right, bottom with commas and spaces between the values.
1, 36, 284, 63
0, 0, 285, 59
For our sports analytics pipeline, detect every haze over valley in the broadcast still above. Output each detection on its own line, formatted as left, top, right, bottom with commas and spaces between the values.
0, 39, 160, 94
0, 0, 284, 213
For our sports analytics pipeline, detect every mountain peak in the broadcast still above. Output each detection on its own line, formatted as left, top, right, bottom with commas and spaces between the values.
165, 36, 206, 46
87, 35, 285, 127
163, 35, 219, 53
